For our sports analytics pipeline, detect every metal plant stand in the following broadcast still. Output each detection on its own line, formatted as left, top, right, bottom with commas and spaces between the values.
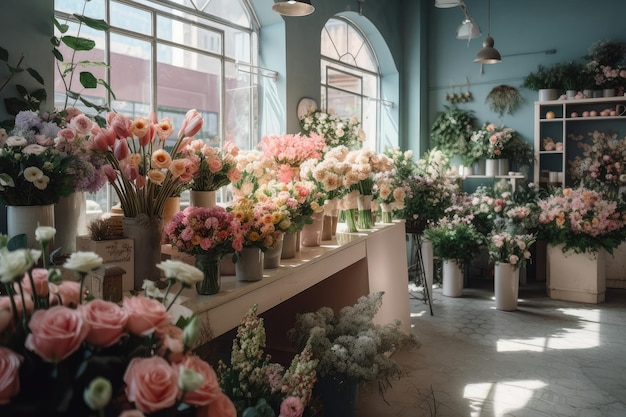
407, 232, 434, 316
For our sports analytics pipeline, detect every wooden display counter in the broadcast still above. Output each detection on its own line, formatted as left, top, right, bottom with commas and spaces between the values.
164, 221, 411, 348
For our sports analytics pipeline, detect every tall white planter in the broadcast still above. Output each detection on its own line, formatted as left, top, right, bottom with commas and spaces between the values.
485, 159, 498, 177
420, 237, 434, 298
546, 244, 606, 304
7, 205, 55, 249
54, 191, 87, 255
442, 259, 463, 297
494, 263, 520, 311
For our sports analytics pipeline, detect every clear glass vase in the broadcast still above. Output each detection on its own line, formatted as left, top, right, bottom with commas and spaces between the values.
195, 252, 221, 295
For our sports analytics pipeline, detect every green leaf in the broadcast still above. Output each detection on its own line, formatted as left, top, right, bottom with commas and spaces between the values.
7, 234, 27, 251
76, 60, 109, 68
79, 96, 108, 113
7, 65, 24, 76
53, 17, 69, 34
50, 36, 61, 48
66, 90, 80, 100
15, 84, 28, 98
98, 79, 116, 100
79, 71, 98, 88
0, 46, 8, 62
26, 68, 44, 85
94, 114, 107, 128
31, 88, 48, 102
74, 14, 110, 31
52, 47, 64, 61
61, 35, 96, 52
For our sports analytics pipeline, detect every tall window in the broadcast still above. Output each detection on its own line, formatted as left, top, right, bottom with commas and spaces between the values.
54, 0, 258, 210
321, 17, 381, 151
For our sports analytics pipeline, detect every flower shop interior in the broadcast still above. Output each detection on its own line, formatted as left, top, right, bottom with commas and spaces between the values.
1, 0, 626, 416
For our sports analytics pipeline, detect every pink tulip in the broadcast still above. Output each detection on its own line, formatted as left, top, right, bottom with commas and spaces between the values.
103, 164, 117, 183
114, 139, 130, 161
179, 109, 203, 138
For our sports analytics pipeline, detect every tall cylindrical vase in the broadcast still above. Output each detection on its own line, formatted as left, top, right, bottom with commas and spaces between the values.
380, 203, 393, 224
281, 231, 297, 259
494, 262, 519, 311
162, 196, 180, 226
498, 158, 510, 176
485, 159, 498, 177
195, 252, 221, 295
54, 191, 87, 255
235, 246, 264, 282
300, 212, 324, 247
442, 259, 463, 297
420, 236, 434, 298
264, 233, 284, 269
123, 215, 163, 290
6, 204, 55, 249
189, 190, 216, 208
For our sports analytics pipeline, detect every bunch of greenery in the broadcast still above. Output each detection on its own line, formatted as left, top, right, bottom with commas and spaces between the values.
485, 85, 524, 118
429, 105, 476, 163
0, 47, 45, 123
521, 64, 563, 90
585, 39, 626, 68
424, 219, 485, 263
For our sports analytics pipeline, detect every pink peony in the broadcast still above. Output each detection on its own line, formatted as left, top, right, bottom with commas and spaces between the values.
81, 299, 129, 347
124, 356, 179, 414
0, 346, 23, 404
123, 296, 171, 336
176, 355, 221, 406
25, 305, 89, 362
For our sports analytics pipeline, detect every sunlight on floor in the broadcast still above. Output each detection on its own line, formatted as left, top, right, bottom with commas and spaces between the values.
497, 308, 600, 352
464, 380, 547, 417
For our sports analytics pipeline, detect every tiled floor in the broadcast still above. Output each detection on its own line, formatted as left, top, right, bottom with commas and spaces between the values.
355, 284, 626, 417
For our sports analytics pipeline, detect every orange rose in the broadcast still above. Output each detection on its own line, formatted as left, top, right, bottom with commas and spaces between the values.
148, 169, 166, 185
169, 159, 187, 179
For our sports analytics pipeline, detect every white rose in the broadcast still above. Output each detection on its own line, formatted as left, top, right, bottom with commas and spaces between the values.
35, 226, 56, 242
6, 136, 27, 147
0, 249, 37, 283
63, 251, 104, 274
157, 259, 203, 285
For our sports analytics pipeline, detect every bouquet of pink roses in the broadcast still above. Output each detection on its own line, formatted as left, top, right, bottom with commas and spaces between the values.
259, 132, 326, 183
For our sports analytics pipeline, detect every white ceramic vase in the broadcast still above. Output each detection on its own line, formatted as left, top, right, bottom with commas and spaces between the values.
494, 262, 520, 311
442, 259, 463, 297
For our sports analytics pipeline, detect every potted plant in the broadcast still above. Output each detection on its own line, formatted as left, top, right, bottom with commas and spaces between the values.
521, 64, 562, 101
287, 291, 419, 417
485, 85, 524, 118
429, 105, 476, 163
561, 61, 584, 96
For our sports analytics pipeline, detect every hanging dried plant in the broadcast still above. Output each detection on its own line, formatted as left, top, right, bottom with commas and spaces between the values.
485, 85, 524, 117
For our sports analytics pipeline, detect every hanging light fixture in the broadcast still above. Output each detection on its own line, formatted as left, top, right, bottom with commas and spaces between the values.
474, 0, 501, 63
272, 0, 315, 17
456, 2, 480, 40
435, 0, 461, 8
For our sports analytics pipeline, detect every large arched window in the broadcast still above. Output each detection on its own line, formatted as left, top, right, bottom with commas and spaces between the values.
321, 17, 382, 151
54, 0, 259, 210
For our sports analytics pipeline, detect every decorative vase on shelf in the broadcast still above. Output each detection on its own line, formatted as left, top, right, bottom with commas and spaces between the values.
494, 262, 519, 311
263, 233, 284, 269
603, 88, 616, 98
313, 373, 359, 417
356, 194, 374, 230
123, 215, 163, 291
301, 212, 324, 247
6, 204, 55, 249
485, 159, 498, 177
281, 231, 297, 259
593, 90, 603, 98
538, 88, 558, 101
189, 190, 216, 208
473, 159, 486, 176
195, 252, 221, 295
322, 199, 339, 240
583, 89, 594, 99
546, 244, 606, 304
442, 259, 463, 297
380, 203, 394, 224
235, 246, 264, 282
498, 158, 510, 176
54, 191, 86, 255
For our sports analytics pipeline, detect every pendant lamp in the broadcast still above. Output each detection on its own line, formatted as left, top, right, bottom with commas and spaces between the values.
272, 0, 315, 17
435, 0, 461, 7
473, 0, 501, 63
457, 18, 480, 39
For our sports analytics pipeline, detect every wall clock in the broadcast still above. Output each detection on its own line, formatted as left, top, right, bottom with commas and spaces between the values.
297, 97, 317, 119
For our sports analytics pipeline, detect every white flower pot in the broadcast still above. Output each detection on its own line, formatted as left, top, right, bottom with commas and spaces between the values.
546, 244, 606, 304
442, 259, 463, 297
538, 89, 558, 101
7, 204, 55, 249
494, 263, 519, 311
420, 237, 434, 298
485, 159, 498, 177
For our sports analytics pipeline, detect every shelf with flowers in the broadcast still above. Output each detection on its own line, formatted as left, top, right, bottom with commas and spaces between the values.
468, 122, 531, 177
299, 107, 366, 150
0, 226, 237, 416
92, 109, 204, 290
537, 185, 626, 303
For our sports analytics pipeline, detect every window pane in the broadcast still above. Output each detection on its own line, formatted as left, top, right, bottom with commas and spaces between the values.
326, 87, 361, 120
225, 61, 255, 150
157, 15, 222, 55
111, 1, 152, 34
110, 33, 152, 117
56, 0, 105, 19
327, 68, 362, 95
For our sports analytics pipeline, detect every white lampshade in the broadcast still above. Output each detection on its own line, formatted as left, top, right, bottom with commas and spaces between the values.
435, 0, 462, 7
272, 0, 315, 17
456, 18, 481, 39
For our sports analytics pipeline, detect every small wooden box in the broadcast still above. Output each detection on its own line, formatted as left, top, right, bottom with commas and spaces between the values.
76, 236, 134, 292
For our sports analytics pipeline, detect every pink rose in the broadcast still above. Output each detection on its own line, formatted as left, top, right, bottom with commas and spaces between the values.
155, 324, 184, 363
124, 356, 179, 414
25, 305, 89, 362
123, 296, 171, 336
196, 393, 237, 417
0, 346, 23, 404
0, 296, 34, 326
49, 281, 85, 307
176, 355, 221, 406
279, 396, 305, 417
81, 299, 129, 347
14, 268, 49, 298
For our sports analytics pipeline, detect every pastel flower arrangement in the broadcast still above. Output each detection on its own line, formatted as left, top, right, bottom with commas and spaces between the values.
259, 133, 326, 183
0, 226, 236, 417
254, 180, 314, 233
286, 292, 418, 397
92, 109, 203, 219
230, 149, 278, 200
344, 148, 394, 196
218, 304, 318, 417
487, 230, 536, 270
298, 145, 352, 201
228, 198, 282, 251
372, 147, 416, 217
469, 122, 518, 160
162, 205, 241, 257
184, 139, 242, 192
537, 186, 626, 254
299, 108, 365, 150
568, 130, 626, 192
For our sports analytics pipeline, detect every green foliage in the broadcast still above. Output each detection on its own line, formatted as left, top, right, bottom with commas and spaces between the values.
521, 64, 562, 90
424, 222, 485, 262
430, 105, 476, 162
0, 46, 46, 121
485, 85, 524, 118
